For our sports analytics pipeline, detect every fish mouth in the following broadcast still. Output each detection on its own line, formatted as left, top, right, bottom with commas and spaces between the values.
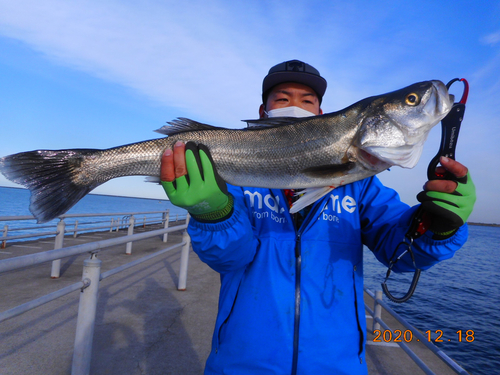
424, 81, 454, 120
358, 149, 392, 169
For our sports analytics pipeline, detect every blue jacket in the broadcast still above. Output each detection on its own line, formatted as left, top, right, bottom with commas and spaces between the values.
188, 176, 467, 375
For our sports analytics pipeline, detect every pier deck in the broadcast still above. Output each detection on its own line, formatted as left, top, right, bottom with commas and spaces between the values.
0, 225, 462, 374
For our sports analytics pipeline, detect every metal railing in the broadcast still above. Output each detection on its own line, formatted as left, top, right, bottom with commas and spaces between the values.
364, 287, 468, 375
1, 210, 187, 278
0, 213, 191, 375
1, 210, 187, 248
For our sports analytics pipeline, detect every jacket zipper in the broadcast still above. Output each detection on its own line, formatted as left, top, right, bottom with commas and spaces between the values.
288, 193, 323, 375
291, 231, 301, 375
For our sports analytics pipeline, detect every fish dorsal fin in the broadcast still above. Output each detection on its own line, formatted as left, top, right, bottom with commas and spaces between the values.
155, 117, 223, 136
243, 116, 303, 129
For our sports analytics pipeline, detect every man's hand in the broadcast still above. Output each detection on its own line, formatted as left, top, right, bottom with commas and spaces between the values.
417, 157, 476, 235
160, 141, 232, 221
161, 141, 189, 183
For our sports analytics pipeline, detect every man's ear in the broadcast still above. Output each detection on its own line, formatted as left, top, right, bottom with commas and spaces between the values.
259, 104, 267, 119
319, 108, 323, 115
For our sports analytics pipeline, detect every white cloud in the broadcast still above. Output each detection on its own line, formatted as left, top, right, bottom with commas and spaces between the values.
0, 1, 458, 121
0, 1, 273, 126
0, 1, 424, 124
481, 31, 500, 46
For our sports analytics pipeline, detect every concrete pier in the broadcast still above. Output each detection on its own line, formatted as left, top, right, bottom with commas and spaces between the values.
0, 224, 464, 374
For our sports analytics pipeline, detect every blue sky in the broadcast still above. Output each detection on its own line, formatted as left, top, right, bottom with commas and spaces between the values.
0, 0, 499, 223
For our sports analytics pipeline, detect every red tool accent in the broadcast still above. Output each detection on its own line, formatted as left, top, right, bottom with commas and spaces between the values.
458, 78, 469, 104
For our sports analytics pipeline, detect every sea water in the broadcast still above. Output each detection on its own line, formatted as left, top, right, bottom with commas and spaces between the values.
0, 186, 498, 374
363, 225, 500, 375
0, 186, 187, 238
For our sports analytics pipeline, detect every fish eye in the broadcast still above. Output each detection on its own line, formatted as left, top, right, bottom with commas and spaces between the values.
405, 93, 420, 106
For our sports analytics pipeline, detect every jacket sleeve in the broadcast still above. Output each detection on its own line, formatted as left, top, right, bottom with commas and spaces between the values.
187, 185, 258, 274
358, 176, 468, 272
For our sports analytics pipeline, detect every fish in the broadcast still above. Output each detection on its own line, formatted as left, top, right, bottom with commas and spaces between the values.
0, 80, 454, 223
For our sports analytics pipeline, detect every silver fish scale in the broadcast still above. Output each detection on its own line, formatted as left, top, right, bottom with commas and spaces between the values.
87, 109, 368, 189
86, 139, 169, 183
159, 114, 365, 189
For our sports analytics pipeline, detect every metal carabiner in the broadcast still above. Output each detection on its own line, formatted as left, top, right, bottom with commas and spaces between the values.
381, 219, 422, 303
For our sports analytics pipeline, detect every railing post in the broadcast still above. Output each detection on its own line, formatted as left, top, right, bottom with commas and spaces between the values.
125, 215, 135, 255
73, 220, 79, 238
373, 290, 383, 333
71, 253, 101, 375
162, 210, 170, 243
2, 224, 7, 249
178, 214, 191, 291
51, 219, 66, 278
109, 219, 114, 232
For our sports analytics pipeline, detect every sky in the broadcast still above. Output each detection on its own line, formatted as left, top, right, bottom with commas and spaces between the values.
0, 0, 499, 224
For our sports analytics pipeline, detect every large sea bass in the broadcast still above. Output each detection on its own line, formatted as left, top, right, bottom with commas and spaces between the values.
0, 80, 453, 223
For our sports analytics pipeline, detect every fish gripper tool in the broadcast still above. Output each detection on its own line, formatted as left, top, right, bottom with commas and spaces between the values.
382, 78, 469, 303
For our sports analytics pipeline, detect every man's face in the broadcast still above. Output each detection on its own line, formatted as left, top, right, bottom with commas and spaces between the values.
259, 82, 323, 118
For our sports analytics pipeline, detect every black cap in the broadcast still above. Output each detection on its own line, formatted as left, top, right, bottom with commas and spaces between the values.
262, 60, 327, 103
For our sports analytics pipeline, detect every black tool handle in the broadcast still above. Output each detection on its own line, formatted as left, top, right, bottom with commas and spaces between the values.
426, 102, 466, 181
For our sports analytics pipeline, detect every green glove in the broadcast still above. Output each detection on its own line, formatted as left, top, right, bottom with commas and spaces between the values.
161, 142, 233, 222
417, 172, 476, 236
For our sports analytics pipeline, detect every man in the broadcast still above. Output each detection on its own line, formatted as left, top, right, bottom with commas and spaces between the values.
160, 60, 475, 374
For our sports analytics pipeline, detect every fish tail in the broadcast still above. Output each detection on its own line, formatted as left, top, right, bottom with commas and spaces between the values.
0, 149, 101, 223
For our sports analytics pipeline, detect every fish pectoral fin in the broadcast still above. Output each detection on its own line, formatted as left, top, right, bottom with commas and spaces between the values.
290, 187, 335, 214
301, 162, 355, 178
144, 176, 161, 183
